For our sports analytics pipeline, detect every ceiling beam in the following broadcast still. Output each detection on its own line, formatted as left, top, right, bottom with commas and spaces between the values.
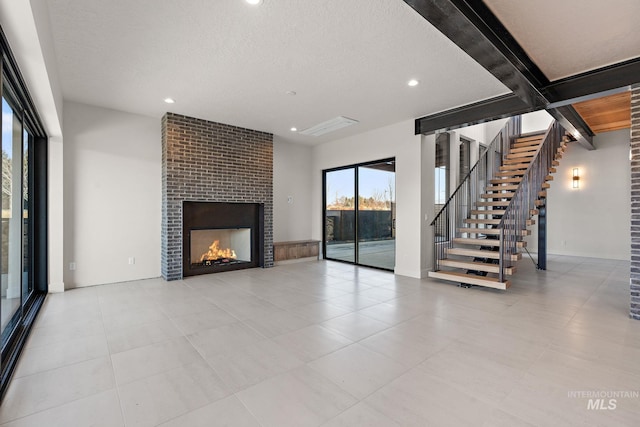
403, 0, 547, 108
404, 0, 596, 149
415, 94, 535, 134
547, 106, 595, 150
542, 58, 640, 104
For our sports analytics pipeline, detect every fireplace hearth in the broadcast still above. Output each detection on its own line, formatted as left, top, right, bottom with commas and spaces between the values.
183, 202, 264, 277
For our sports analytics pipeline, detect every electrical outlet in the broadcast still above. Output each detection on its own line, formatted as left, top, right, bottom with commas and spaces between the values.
69, 262, 76, 271
128, 257, 135, 265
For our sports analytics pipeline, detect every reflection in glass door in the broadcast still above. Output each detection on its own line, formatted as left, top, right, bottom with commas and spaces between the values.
324, 168, 356, 263
323, 158, 396, 271
357, 161, 395, 269
1, 96, 23, 343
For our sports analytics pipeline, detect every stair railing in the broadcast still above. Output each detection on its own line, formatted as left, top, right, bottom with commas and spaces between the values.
431, 116, 521, 272
498, 121, 564, 282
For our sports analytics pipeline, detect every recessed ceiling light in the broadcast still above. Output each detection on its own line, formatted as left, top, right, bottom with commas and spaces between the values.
164, 97, 175, 104
245, 0, 262, 5
408, 79, 419, 87
290, 127, 297, 132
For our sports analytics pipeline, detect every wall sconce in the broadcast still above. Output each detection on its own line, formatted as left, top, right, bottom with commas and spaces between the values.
572, 168, 580, 188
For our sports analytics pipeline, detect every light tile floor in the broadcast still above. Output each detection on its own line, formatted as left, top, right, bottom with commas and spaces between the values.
1, 256, 639, 426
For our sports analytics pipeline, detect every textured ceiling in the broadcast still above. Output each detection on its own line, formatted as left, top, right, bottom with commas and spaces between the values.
484, 0, 640, 81
46, 0, 509, 144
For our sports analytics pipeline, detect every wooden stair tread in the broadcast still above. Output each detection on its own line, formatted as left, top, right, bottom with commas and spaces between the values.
428, 271, 511, 290
513, 136, 543, 144
465, 218, 535, 226
512, 142, 541, 149
471, 209, 539, 216
470, 209, 505, 216
439, 259, 516, 275
496, 171, 526, 177
486, 185, 519, 191
477, 200, 511, 206
510, 146, 538, 154
507, 152, 536, 159
446, 247, 521, 261
453, 237, 526, 248
500, 163, 530, 170
458, 227, 530, 236
481, 192, 514, 199
465, 218, 501, 225
503, 157, 534, 164
490, 177, 522, 184
515, 134, 544, 142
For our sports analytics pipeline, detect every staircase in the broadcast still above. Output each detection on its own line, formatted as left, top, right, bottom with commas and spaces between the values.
429, 118, 567, 290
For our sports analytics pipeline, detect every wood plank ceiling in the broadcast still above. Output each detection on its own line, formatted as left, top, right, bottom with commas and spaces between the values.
572, 92, 631, 134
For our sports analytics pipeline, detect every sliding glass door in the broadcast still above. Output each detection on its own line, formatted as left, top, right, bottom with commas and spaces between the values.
1, 93, 34, 346
1, 29, 48, 400
323, 158, 396, 271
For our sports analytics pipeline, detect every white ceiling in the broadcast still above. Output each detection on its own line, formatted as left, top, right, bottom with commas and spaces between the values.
46, 0, 509, 144
484, 0, 640, 81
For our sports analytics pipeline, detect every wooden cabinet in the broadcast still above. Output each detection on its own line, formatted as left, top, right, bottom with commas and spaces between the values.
273, 240, 320, 262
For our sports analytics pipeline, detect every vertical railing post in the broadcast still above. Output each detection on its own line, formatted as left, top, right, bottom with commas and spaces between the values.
499, 228, 504, 283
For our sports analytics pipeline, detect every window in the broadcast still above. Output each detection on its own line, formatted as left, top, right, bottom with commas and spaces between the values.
435, 132, 450, 207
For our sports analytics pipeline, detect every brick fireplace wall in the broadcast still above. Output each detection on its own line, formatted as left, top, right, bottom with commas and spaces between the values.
631, 84, 640, 320
161, 113, 274, 281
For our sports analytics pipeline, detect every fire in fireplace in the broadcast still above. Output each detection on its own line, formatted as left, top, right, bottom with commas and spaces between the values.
182, 201, 264, 277
190, 228, 252, 268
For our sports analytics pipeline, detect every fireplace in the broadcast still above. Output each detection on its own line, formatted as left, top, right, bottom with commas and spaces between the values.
183, 202, 264, 277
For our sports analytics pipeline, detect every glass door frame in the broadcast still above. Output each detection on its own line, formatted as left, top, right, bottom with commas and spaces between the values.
0, 26, 49, 401
322, 157, 396, 271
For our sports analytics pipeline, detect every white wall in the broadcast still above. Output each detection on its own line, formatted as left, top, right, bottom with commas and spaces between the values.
526, 129, 630, 260
273, 139, 313, 242
483, 118, 510, 144
521, 110, 553, 134
63, 102, 161, 288
312, 120, 426, 278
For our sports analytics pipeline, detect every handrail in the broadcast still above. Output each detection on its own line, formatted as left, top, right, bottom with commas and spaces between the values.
430, 116, 521, 273
497, 121, 564, 282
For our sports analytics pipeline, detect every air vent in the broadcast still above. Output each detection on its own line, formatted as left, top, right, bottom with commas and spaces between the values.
299, 116, 359, 137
